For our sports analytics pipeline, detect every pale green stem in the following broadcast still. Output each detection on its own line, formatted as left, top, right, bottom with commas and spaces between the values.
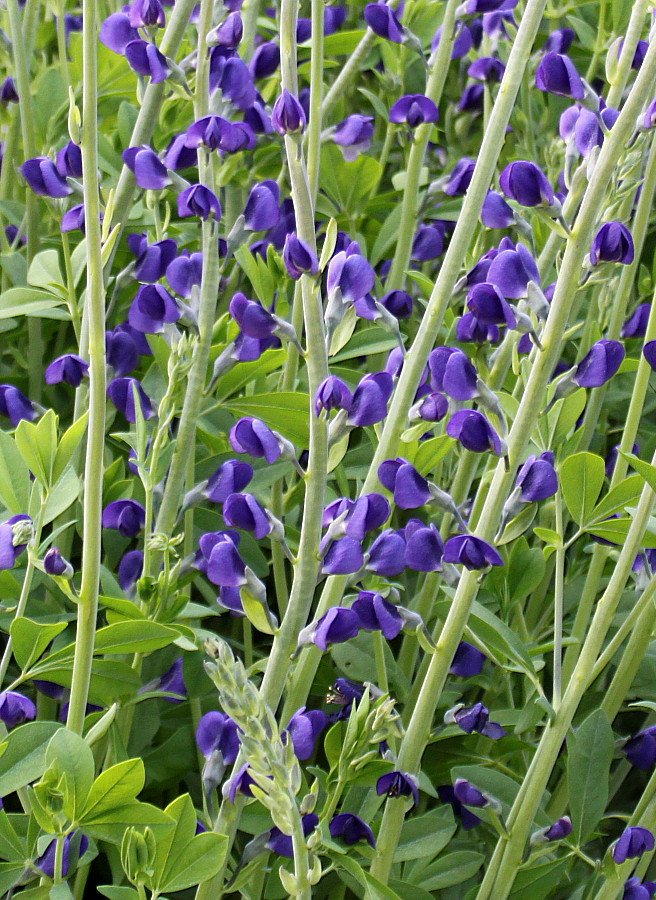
239, 0, 261, 62
66, 0, 106, 736
306, 0, 324, 203
553, 490, 564, 710
591, 574, 656, 686
373, 631, 388, 695
291, 813, 312, 900
384, 0, 458, 291
321, 32, 377, 121
605, 0, 650, 109
7, 0, 42, 401
55, 0, 71, 89
372, 29, 656, 887
0, 508, 44, 686
600, 591, 656, 720
53, 834, 65, 885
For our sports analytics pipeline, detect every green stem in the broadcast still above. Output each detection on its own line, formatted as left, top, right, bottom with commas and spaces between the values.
553, 490, 564, 710
306, 0, 324, 203
605, 0, 650, 109
66, 0, 106, 737
55, 0, 71, 89
53, 834, 65, 885
291, 812, 312, 900
592, 574, 656, 688
384, 0, 459, 290
373, 631, 388, 695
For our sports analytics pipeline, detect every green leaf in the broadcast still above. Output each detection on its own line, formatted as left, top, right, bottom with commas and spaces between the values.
0, 722, 62, 795
533, 526, 563, 549
331, 327, 397, 363
93, 621, 180, 655
567, 708, 614, 844
15, 410, 58, 487
414, 435, 454, 476
321, 29, 367, 55
81, 802, 173, 845
319, 144, 382, 214
81, 759, 144, 822
10, 618, 68, 672
154, 794, 228, 892
26, 659, 142, 705
0, 431, 30, 513
240, 589, 277, 635
45, 729, 95, 819
622, 452, 656, 493
585, 517, 656, 548
0, 287, 67, 320
548, 388, 586, 448
52, 413, 89, 483
509, 857, 570, 900
333, 852, 402, 900
27, 250, 66, 296
323, 722, 344, 771
413, 851, 484, 891
560, 452, 606, 526
98, 888, 141, 900
0, 809, 25, 861
465, 601, 537, 680
589, 474, 644, 523
41, 468, 81, 525
223, 392, 310, 448
394, 809, 455, 862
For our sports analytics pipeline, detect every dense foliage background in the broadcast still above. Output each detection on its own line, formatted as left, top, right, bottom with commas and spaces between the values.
1, 0, 656, 898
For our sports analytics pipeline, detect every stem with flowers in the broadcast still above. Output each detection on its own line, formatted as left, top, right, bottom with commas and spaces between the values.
65, 0, 106, 736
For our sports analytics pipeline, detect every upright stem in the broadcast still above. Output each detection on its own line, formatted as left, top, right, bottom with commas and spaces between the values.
553, 490, 564, 710
605, 0, 650, 109
66, 0, 106, 735
306, 0, 324, 203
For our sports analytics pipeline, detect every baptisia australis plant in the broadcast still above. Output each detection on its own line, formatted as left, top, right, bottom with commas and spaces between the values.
3, 0, 656, 899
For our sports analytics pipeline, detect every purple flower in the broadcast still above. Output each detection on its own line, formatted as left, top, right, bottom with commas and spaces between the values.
343, 494, 390, 539
250, 41, 280, 78
102, 499, 146, 538
223, 493, 271, 539
376, 771, 419, 806
0, 690, 36, 727
196, 710, 240, 763
209, 51, 257, 109
299, 607, 360, 651
0, 515, 32, 570
404, 519, 444, 572
390, 94, 439, 127
107, 377, 155, 422
20, 157, 72, 198
330, 813, 376, 846
543, 28, 574, 54
623, 878, 656, 900
206, 460, 253, 503
622, 303, 650, 339
55, 141, 83, 178
589, 222, 634, 265
437, 784, 482, 829
36, 834, 89, 878
327, 250, 375, 303
118, 549, 143, 593
125, 39, 169, 83
444, 534, 503, 569
457, 84, 484, 113
199, 531, 247, 588
543, 816, 572, 840
122, 145, 170, 191
152, 657, 186, 702
468, 56, 505, 82
106, 329, 138, 376
44, 354, 88, 387
283, 234, 318, 279
43, 547, 73, 578
271, 89, 307, 135
229, 417, 284, 463
244, 181, 280, 231
178, 184, 222, 221
211, 11, 243, 47
453, 777, 488, 808
366, 529, 407, 576
321, 536, 365, 574
515, 452, 558, 502
448, 701, 506, 739
481, 190, 515, 229
378, 458, 431, 509
128, 235, 178, 283
353, 591, 403, 639
223, 762, 256, 801
315, 376, 352, 415
285, 707, 328, 759
645, 342, 656, 372
185, 115, 236, 151
166, 250, 203, 298
574, 339, 625, 388
0, 76, 18, 104
266, 814, 318, 858
457, 314, 500, 344
163, 132, 198, 170
60, 203, 90, 235
332, 115, 374, 160
428, 346, 478, 400
450, 641, 485, 677
486, 242, 539, 299
447, 410, 504, 455
613, 827, 655, 864
443, 158, 476, 196
431, 22, 473, 59
413, 392, 449, 422
499, 160, 555, 208
535, 52, 585, 99
347, 373, 394, 427
467, 283, 516, 328
380, 290, 412, 319
129, 0, 166, 27
411, 222, 447, 261
100, 12, 139, 54
364, 2, 404, 42
129, 283, 180, 333
0, 385, 36, 425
